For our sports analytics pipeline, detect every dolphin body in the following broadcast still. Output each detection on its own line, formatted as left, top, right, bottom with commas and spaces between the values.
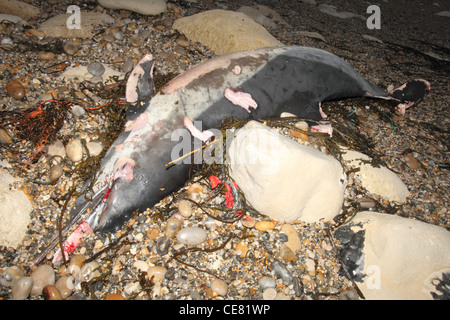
55, 46, 430, 244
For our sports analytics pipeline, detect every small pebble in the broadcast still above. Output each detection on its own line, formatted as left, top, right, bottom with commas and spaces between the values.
121, 59, 134, 73
48, 140, 66, 158
66, 139, 83, 162
210, 278, 228, 296
0, 266, 25, 287
405, 154, 420, 170
113, 32, 124, 41
281, 224, 302, 252
87, 62, 106, 77
39, 51, 55, 60
80, 261, 101, 282
49, 164, 63, 182
0, 128, 12, 144
63, 43, 79, 55
258, 276, 276, 290
271, 261, 293, 284
294, 121, 309, 131
86, 141, 103, 157
289, 129, 310, 141
357, 197, 377, 209
304, 258, 315, 275
6, 79, 25, 100
124, 282, 141, 295
43, 285, 63, 300
69, 254, 86, 269
235, 241, 249, 258
176, 227, 208, 246
262, 287, 277, 300
339, 289, 360, 300
11, 276, 33, 300
178, 199, 192, 218
133, 260, 150, 273
147, 266, 167, 283
31, 264, 55, 295
102, 34, 116, 43
176, 39, 190, 47
165, 218, 182, 238
241, 217, 256, 228
279, 244, 297, 262
55, 276, 73, 299
155, 235, 170, 255
71, 105, 86, 117
255, 221, 275, 232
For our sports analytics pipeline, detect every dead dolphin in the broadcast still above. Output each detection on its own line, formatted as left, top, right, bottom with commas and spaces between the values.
37, 46, 429, 263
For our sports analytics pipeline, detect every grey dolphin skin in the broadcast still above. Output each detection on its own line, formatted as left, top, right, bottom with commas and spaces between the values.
36, 46, 430, 263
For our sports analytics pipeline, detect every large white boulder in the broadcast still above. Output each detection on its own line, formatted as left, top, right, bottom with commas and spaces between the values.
226, 121, 347, 223
341, 148, 411, 203
0, 162, 33, 248
334, 211, 450, 300
172, 9, 282, 55
98, 0, 167, 16
38, 12, 113, 38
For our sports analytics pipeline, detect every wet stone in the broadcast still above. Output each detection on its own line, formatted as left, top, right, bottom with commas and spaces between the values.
87, 62, 106, 77
155, 235, 170, 255
271, 261, 293, 284
80, 261, 101, 282
165, 218, 182, 238
121, 59, 134, 73
63, 43, 79, 55
66, 139, 83, 162
39, 51, 55, 60
71, 105, 86, 117
43, 285, 63, 300
104, 293, 125, 300
147, 266, 167, 283
255, 221, 275, 232
11, 276, 33, 300
6, 79, 25, 100
258, 276, 276, 290
210, 278, 228, 296
49, 164, 63, 182
0, 266, 25, 287
176, 227, 208, 246
292, 277, 303, 297
178, 199, 192, 218
55, 276, 73, 299
339, 289, 360, 300
69, 292, 87, 300
0, 128, 12, 144
262, 287, 277, 300
31, 264, 55, 295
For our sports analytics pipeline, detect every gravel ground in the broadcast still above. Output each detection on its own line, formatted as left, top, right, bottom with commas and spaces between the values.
0, 0, 448, 302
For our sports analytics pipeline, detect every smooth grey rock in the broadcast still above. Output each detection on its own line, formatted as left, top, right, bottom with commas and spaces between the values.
176, 227, 207, 246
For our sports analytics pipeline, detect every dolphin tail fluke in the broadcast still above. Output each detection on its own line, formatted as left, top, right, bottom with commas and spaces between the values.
365, 79, 430, 115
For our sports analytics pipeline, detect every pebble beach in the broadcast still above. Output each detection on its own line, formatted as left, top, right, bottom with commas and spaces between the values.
0, 0, 448, 303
